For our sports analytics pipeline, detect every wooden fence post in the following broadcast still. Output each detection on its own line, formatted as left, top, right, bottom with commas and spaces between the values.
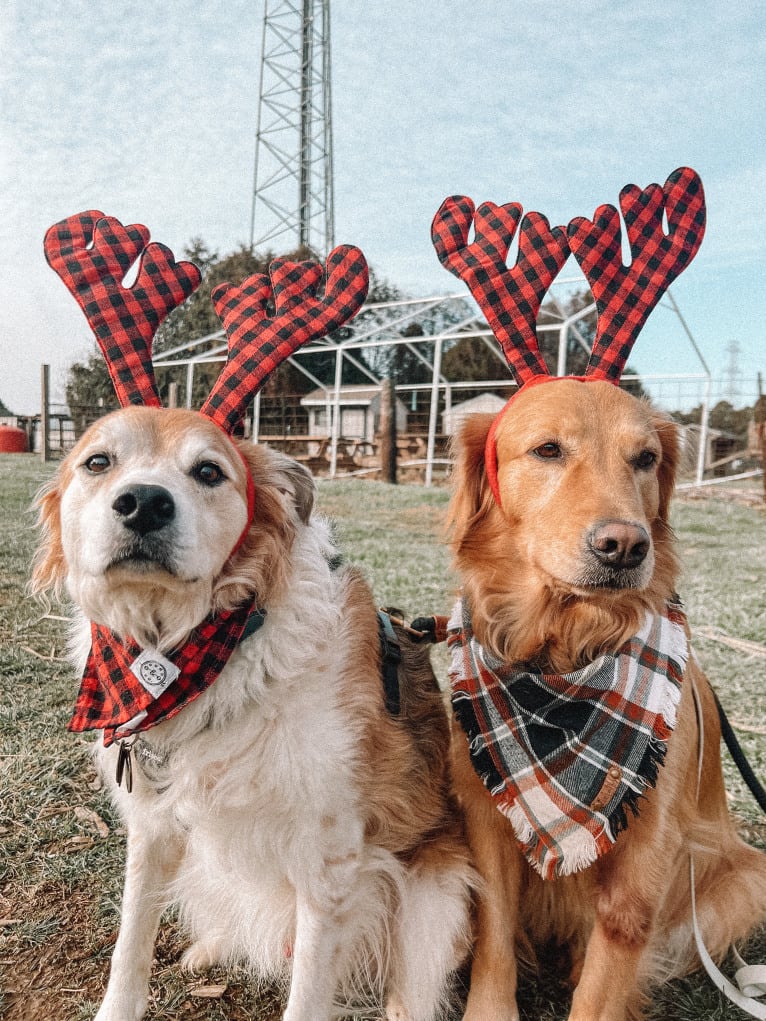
40, 364, 50, 462
379, 376, 397, 484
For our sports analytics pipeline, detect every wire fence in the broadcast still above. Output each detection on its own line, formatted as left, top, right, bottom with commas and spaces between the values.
5, 370, 763, 493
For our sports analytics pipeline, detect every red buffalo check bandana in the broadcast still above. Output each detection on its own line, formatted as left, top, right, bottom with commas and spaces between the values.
448, 598, 688, 880
69, 601, 266, 746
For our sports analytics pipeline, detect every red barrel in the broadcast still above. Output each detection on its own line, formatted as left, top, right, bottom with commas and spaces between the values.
0, 425, 29, 452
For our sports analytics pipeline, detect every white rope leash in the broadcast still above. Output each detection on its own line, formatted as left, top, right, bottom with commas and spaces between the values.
690, 679, 766, 1017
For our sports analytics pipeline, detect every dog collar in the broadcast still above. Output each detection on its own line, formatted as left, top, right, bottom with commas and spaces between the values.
448, 597, 688, 880
70, 601, 267, 748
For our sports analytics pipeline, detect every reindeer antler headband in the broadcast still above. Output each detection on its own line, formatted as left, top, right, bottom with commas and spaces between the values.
44, 210, 369, 549
431, 167, 706, 504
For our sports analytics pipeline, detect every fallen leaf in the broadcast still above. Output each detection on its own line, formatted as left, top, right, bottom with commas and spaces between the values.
38, 804, 69, 820
60, 835, 95, 853
74, 806, 110, 838
190, 984, 228, 998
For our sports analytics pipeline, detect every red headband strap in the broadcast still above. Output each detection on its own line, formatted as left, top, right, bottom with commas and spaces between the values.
483, 375, 597, 506
227, 446, 257, 561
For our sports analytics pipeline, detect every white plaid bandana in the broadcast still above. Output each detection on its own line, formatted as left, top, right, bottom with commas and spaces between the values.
448, 598, 688, 880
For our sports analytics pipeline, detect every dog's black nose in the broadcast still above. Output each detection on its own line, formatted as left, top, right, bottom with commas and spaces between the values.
587, 520, 650, 569
112, 485, 175, 536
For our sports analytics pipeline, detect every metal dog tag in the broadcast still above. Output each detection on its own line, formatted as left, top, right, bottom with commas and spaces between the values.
115, 739, 134, 793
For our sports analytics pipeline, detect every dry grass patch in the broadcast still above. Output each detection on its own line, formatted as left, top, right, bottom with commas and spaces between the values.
1, 455, 764, 1020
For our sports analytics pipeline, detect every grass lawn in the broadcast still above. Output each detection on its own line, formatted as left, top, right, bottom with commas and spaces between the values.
1, 452, 765, 1020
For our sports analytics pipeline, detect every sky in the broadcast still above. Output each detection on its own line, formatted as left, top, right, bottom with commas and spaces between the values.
1, 0, 764, 415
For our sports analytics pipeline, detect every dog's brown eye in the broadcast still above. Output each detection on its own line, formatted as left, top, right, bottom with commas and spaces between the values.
633, 449, 658, 470
84, 454, 111, 474
532, 442, 562, 460
192, 461, 225, 487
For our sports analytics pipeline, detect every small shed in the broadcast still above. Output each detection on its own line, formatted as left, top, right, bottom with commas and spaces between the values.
678, 423, 745, 477
301, 385, 408, 443
442, 393, 508, 435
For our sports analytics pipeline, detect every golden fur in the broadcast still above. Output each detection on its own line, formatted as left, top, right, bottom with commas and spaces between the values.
447, 379, 766, 1021
32, 405, 473, 1021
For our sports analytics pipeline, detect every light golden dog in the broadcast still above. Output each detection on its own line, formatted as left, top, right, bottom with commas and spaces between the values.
32, 405, 473, 1021
447, 379, 766, 1021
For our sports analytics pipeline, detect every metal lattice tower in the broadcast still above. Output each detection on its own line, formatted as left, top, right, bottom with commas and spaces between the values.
249, 0, 335, 257
723, 339, 741, 401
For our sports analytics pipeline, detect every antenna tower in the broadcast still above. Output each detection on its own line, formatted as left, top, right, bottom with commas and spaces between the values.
249, 0, 335, 257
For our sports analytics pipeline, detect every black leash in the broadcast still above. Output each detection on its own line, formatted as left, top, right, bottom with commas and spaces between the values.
715, 690, 766, 815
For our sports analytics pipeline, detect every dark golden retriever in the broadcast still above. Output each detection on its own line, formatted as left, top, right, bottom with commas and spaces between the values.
447, 378, 766, 1021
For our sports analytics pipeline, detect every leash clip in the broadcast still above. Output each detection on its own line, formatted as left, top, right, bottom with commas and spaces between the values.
379, 608, 430, 642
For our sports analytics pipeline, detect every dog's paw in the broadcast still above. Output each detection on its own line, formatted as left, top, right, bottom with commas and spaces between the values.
461, 1003, 520, 1021
181, 939, 222, 974
94, 990, 147, 1021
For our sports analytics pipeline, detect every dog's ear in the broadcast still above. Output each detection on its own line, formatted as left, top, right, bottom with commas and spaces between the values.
447, 413, 497, 548
270, 453, 315, 525
240, 443, 315, 525
30, 476, 67, 598
652, 411, 680, 523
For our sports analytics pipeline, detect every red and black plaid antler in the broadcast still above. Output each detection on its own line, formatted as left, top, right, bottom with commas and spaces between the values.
44, 211, 202, 407
45, 212, 369, 434
568, 166, 706, 381
201, 246, 369, 433
431, 197, 570, 386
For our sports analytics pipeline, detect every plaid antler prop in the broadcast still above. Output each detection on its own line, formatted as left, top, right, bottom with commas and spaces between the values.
44, 211, 202, 407
432, 168, 706, 505
44, 211, 370, 435
45, 209, 369, 554
568, 166, 706, 382
202, 247, 370, 433
431, 198, 570, 386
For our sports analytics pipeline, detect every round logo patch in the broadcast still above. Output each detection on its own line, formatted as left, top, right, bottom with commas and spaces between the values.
139, 659, 168, 689
130, 648, 180, 696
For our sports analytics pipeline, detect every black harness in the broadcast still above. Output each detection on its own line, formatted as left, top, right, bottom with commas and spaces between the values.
377, 610, 403, 716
